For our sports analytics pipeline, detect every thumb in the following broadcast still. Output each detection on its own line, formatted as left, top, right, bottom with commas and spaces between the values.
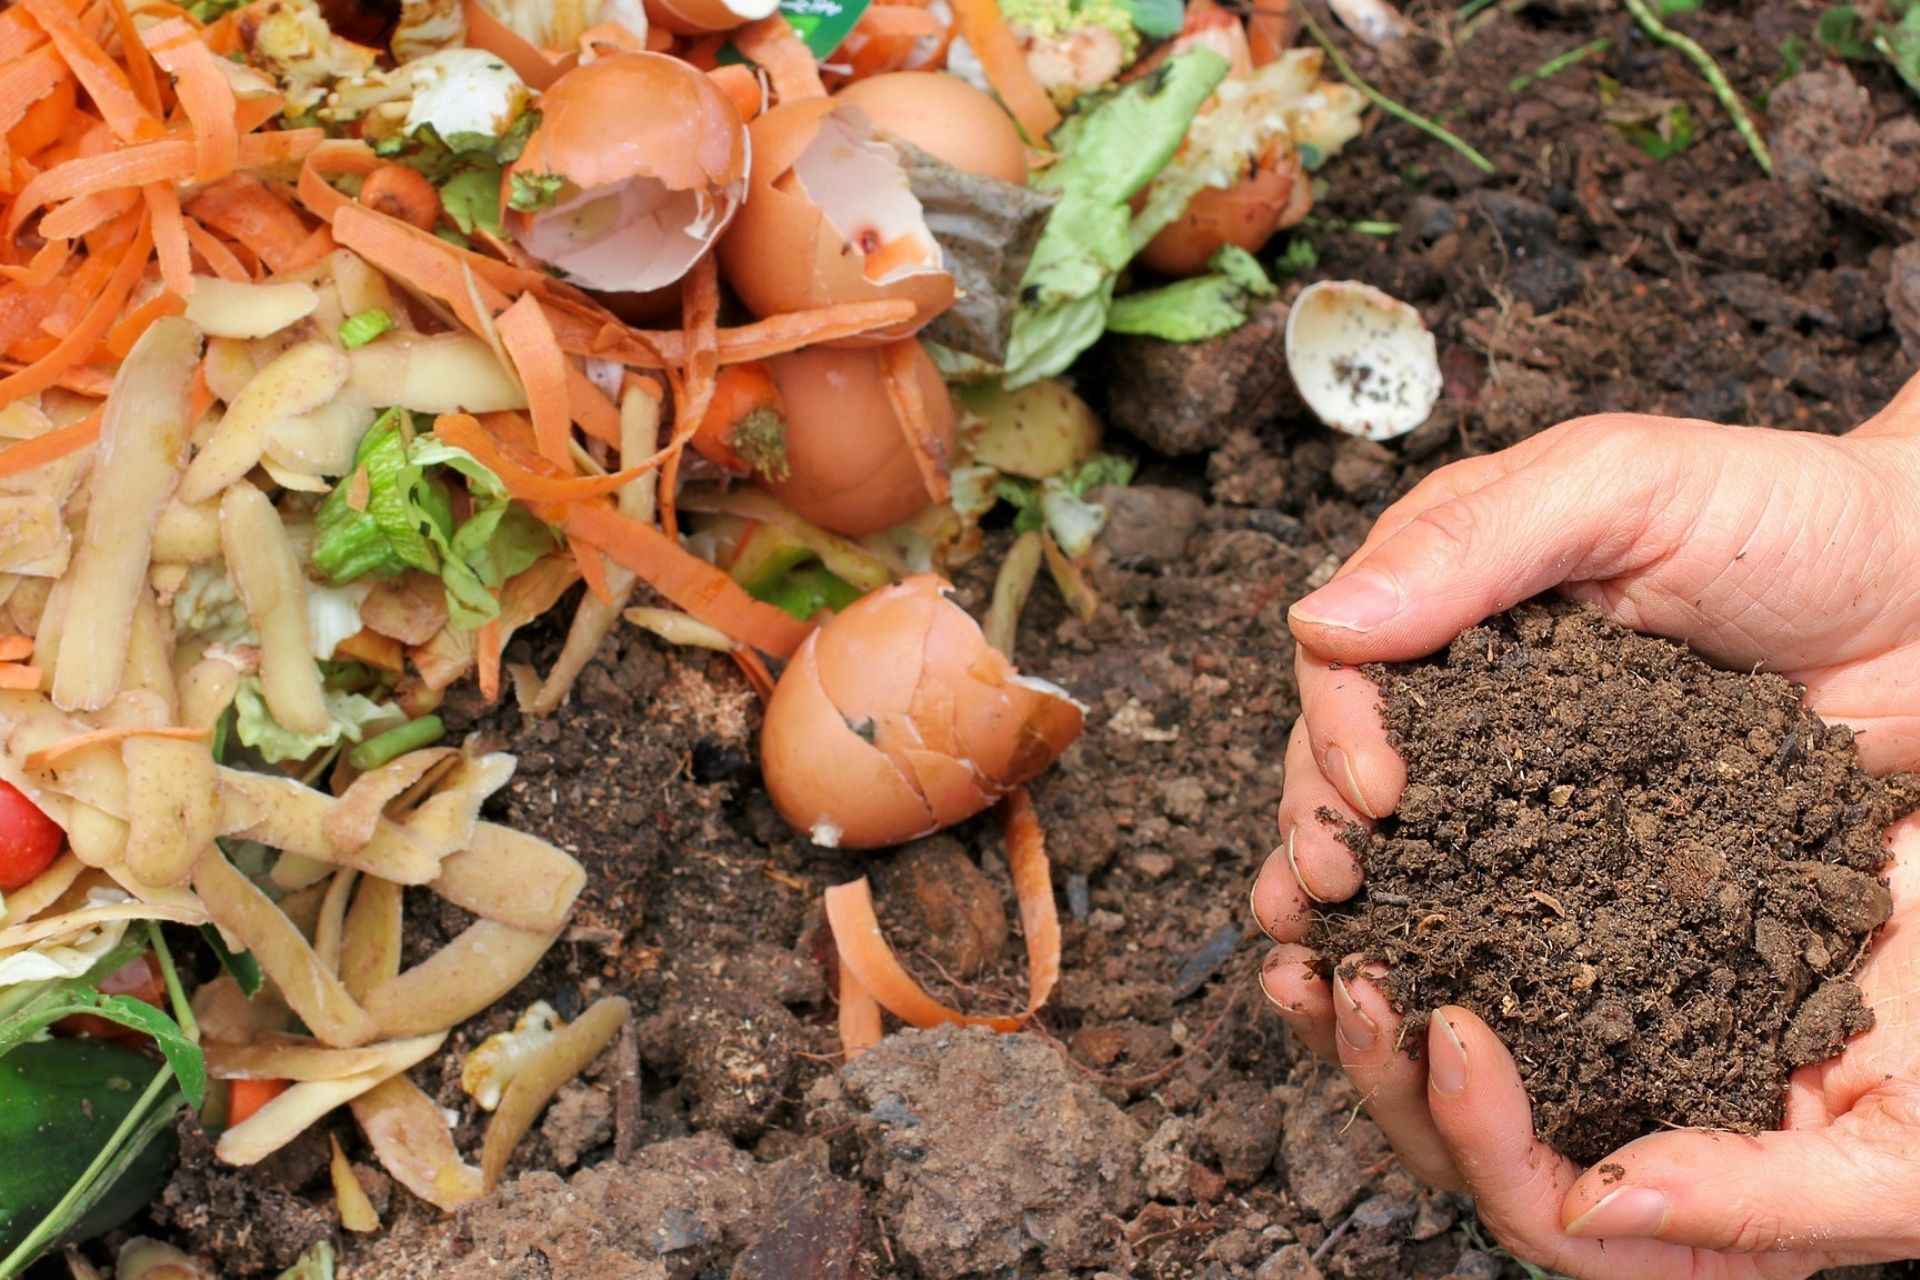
1287, 417, 1684, 664
1561, 1114, 1920, 1255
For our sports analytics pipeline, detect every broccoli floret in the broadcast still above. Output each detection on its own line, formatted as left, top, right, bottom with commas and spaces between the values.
999, 0, 1141, 58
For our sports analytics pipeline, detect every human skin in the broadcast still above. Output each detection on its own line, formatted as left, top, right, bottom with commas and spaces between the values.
1250, 380, 1920, 1278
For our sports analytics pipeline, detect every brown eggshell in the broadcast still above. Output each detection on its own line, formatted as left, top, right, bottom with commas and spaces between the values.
834, 72, 1028, 186
759, 575, 1084, 849
760, 629, 934, 848
715, 99, 954, 343
505, 53, 747, 291
1138, 142, 1305, 280
763, 341, 954, 537
643, 0, 776, 34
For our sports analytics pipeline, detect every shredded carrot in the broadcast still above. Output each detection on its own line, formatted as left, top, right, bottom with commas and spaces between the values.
879, 340, 950, 504
0, 665, 43, 690
706, 64, 764, 123
836, 954, 885, 1059
105, 0, 164, 117
494, 294, 573, 468
563, 364, 622, 447
948, 0, 1060, 143
356, 163, 441, 233
691, 361, 784, 476
22, 0, 162, 144
433, 413, 654, 502
183, 216, 249, 281
228, 1077, 291, 1126
661, 253, 723, 537
0, 237, 70, 288
0, 636, 34, 662
22, 723, 207, 773
0, 210, 150, 403
9, 128, 322, 236
331, 204, 505, 335
477, 616, 503, 703
143, 17, 239, 183
0, 402, 101, 478
0, 47, 66, 147
855, 5, 950, 38
185, 175, 314, 272
611, 299, 918, 366
38, 185, 139, 240
297, 139, 380, 225
144, 180, 192, 297
731, 647, 776, 704
562, 502, 812, 659
998, 786, 1060, 1015
106, 289, 185, 358
571, 536, 612, 605
734, 15, 828, 101
825, 876, 1024, 1032
5, 65, 75, 166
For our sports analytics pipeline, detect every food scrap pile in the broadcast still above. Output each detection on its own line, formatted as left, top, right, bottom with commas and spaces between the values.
0, 0, 1373, 1267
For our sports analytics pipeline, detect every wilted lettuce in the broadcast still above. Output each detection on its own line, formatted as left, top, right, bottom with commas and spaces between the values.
1001, 50, 1230, 388
1105, 244, 1277, 341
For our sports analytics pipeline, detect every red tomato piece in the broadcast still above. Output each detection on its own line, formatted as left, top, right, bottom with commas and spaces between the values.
0, 778, 64, 891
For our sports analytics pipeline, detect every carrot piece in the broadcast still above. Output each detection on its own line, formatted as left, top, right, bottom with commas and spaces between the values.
331, 204, 506, 334
706, 64, 764, 122
0, 636, 36, 662
561, 502, 812, 659
571, 535, 612, 606
356, 163, 441, 232
0, 400, 104, 473
690, 361, 784, 477
8, 129, 321, 235
733, 16, 827, 101
0, 210, 150, 404
297, 139, 380, 225
612, 299, 917, 366
37, 185, 138, 240
879, 339, 950, 503
998, 786, 1060, 1016
5, 62, 74, 163
948, 0, 1059, 143
2, 237, 71, 288
145, 180, 192, 297
183, 216, 249, 281
0, 47, 66, 146
564, 364, 621, 447
21, 724, 207, 773
854, 4, 948, 38
0, 9, 49, 66
0, 665, 43, 690
836, 957, 884, 1059
476, 616, 503, 703
494, 294, 572, 468
105, 0, 163, 117
825, 876, 1024, 1032
105, 289, 186, 359
431, 413, 656, 502
228, 1077, 291, 1126
23, 0, 162, 143
186, 175, 313, 271
143, 17, 239, 182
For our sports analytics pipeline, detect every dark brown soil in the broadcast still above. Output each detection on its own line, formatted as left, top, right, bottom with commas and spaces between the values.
1313, 602, 1917, 1165
136, 2, 1920, 1278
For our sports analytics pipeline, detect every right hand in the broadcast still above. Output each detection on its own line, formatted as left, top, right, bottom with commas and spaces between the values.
1249, 387, 1920, 1275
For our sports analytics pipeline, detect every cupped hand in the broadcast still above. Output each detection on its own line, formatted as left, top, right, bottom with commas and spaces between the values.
1251, 387, 1920, 1276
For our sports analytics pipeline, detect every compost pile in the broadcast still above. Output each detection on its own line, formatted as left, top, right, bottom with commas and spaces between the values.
1316, 601, 1920, 1165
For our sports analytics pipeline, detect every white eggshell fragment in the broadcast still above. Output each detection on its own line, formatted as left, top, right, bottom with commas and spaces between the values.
1283, 280, 1442, 441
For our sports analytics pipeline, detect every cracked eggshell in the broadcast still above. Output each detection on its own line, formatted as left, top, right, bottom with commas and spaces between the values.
833, 72, 1028, 186
761, 575, 1084, 849
504, 52, 747, 293
716, 99, 954, 344
763, 340, 954, 536
1284, 280, 1441, 441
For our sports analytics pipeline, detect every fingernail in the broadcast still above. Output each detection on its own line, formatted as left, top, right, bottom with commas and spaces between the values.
1258, 950, 1302, 1014
1326, 746, 1383, 819
1285, 825, 1327, 904
1332, 972, 1377, 1052
1565, 1187, 1670, 1240
1290, 570, 1402, 634
1429, 1010, 1467, 1097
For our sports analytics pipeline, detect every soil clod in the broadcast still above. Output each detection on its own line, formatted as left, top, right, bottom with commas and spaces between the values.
1315, 602, 1917, 1165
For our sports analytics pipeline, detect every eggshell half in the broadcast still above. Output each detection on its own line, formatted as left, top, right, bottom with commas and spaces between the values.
763, 341, 954, 536
716, 100, 954, 342
506, 53, 747, 293
1284, 280, 1442, 441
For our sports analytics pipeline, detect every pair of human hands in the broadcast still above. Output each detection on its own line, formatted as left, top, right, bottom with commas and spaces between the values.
1253, 384, 1920, 1278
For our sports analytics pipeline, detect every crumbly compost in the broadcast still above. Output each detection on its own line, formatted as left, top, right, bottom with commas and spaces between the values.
1315, 601, 1919, 1165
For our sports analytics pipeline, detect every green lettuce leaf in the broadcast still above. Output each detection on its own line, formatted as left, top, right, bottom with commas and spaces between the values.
233, 677, 393, 764
1106, 244, 1277, 341
1002, 50, 1229, 387
313, 417, 558, 630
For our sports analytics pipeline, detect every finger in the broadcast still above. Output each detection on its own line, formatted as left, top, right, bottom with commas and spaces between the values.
1296, 646, 1404, 820
1332, 963, 1463, 1191
1288, 417, 1687, 666
1560, 1111, 1920, 1256
1794, 651, 1920, 776
1260, 943, 1336, 1061
1425, 1006, 1707, 1279
1852, 368, 1920, 437
1265, 718, 1371, 916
